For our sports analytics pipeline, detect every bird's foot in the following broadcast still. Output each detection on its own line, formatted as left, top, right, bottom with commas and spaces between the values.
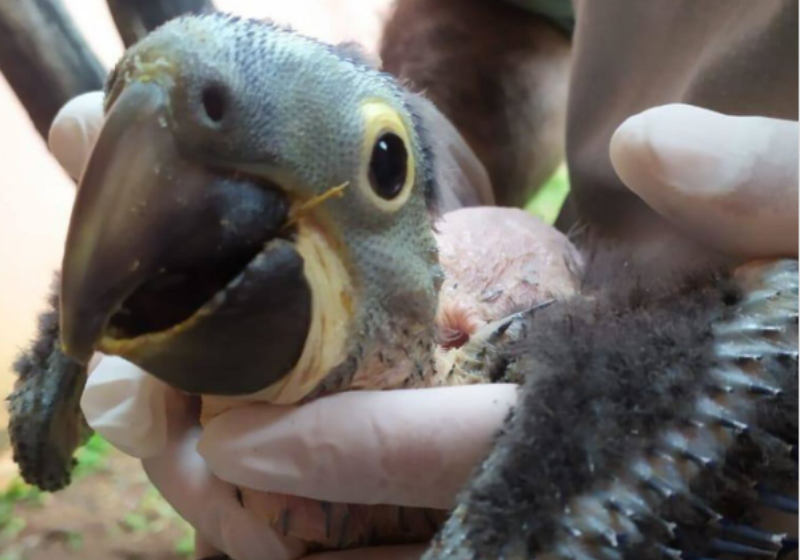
439, 300, 555, 385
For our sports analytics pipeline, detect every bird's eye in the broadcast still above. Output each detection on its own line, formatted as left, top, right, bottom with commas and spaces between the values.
368, 133, 408, 200
201, 84, 226, 123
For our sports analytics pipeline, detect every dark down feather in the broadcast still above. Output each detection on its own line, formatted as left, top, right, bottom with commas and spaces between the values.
426, 256, 797, 560
8, 277, 91, 491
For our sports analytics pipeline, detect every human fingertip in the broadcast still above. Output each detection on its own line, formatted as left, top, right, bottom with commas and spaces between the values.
48, 91, 105, 181
610, 104, 678, 189
612, 104, 799, 258
612, 103, 761, 202
610, 110, 647, 158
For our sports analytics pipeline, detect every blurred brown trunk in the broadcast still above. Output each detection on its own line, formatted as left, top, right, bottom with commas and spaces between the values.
106, 0, 216, 47
0, 0, 106, 139
0, 0, 216, 140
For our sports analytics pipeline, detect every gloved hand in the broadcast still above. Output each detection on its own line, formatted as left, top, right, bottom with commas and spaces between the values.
85, 358, 516, 560
51, 95, 798, 560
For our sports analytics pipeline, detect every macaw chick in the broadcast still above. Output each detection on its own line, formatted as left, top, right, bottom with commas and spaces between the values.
8, 14, 797, 560
12, 13, 573, 549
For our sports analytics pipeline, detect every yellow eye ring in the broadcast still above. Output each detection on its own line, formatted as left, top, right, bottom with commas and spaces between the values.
359, 101, 416, 212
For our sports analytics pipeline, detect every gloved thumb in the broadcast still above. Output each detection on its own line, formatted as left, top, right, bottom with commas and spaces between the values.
48, 91, 104, 181
610, 104, 798, 259
80, 356, 193, 459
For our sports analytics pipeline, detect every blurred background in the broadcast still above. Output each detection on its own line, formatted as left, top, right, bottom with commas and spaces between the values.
0, 2, 391, 559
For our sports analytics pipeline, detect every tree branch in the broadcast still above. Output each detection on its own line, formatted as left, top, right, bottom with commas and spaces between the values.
106, 0, 216, 48
0, 0, 106, 139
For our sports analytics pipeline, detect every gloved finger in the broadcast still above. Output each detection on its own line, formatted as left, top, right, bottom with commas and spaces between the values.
306, 544, 426, 559
200, 384, 518, 510
610, 103, 798, 259
143, 423, 307, 560
48, 91, 104, 180
80, 356, 190, 458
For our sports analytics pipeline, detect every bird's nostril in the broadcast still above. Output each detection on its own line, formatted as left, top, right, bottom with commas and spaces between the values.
201, 84, 226, 123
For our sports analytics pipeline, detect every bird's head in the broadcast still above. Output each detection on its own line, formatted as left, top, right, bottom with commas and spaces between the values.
60, 14, 442, 401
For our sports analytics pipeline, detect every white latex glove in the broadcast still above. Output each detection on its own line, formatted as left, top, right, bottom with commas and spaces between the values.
84, 358, 308, 560
610, 104, 798, 258
85, 358, 513, 560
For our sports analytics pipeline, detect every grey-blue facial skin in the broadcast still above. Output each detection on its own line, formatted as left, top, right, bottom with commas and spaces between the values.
60, 14, 442, 398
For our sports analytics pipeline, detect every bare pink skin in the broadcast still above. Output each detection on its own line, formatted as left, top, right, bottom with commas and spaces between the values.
233, 207, 583, 550
434, 207, 583, 349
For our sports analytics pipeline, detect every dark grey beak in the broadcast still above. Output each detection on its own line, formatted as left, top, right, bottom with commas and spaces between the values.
61, 81, 312, 396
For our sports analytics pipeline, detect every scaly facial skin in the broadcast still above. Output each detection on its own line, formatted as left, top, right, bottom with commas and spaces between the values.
60, 14, 442, 402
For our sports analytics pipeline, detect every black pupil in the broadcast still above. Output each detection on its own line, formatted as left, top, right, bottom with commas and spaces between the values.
369, 133, 408, 200
202, 85, 226, 123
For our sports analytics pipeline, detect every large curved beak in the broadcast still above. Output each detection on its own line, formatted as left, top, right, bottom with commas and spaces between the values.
61, 82, 312, 396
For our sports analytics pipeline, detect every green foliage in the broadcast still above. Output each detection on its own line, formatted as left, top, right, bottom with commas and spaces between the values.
0, 478, 44, 534
117, 486, 195, 555
0, 550, 22, 560
173, 530, 196, 557
0, 516, 25, 540
66, 530, 84, 551
72, 433, 113, 478
0, 433, 113, 553
0, 478, 40, 560
526, 164, 570, 225
122, 511, 151, 532
0, 434, 112, 532
0, 479, 44, 509
0, 434, 195, 558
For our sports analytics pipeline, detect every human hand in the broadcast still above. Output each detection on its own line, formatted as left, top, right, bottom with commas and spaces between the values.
83, 358, 313, 560
82, 357, 517, 560
610, 103, 798, 259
